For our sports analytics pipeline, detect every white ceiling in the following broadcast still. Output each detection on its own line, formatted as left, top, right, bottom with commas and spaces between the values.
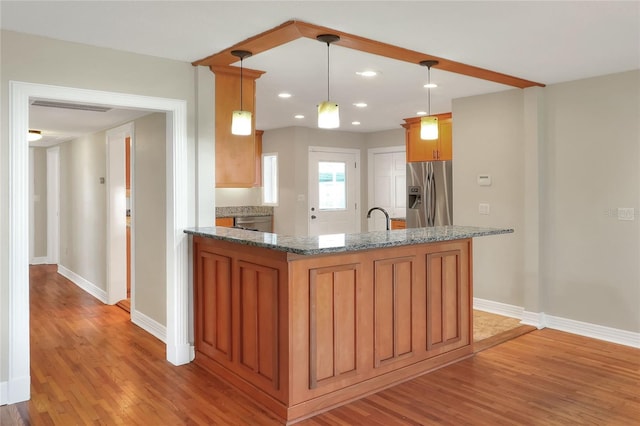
2, 1, 638, 142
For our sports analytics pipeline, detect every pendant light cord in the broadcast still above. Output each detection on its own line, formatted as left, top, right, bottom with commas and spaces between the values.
239, 57, 244, 110
326, 41, 330, 102
427, 65, 431, 116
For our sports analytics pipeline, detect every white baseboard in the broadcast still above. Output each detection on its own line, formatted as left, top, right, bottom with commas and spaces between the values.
131, 309, 167, 344
473, 298, 524, 319
0, 380, 6, 405
474, 298, 640, 348
57, 265, 107, 304
545, 314, 640, 349
0, 375, 30, 405
29, 256, 49, 265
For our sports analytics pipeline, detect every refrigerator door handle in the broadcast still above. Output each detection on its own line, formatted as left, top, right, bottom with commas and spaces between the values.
426, 167, 434, 226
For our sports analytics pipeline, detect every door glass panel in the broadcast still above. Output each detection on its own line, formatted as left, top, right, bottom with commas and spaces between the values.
318, 161, 346, 210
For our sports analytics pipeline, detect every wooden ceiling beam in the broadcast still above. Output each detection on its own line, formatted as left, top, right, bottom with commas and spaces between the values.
192, 20, 545, 89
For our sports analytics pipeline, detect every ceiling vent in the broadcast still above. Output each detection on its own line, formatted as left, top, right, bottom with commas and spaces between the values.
30, 100, 112, 113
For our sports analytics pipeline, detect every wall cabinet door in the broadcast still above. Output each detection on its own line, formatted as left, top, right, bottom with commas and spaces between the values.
403, 113, 452, 162
215, 217, 234, 227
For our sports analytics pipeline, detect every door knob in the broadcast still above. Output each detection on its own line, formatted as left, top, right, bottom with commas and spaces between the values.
311, 215, 317, 219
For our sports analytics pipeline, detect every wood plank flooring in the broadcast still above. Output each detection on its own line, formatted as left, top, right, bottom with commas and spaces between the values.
2, 265, 639, 425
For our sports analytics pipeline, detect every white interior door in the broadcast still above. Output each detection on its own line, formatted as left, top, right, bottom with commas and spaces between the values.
367, 147, 406, 230
308, 148, 359, 236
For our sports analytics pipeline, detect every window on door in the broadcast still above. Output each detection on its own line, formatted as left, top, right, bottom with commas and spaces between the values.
318, 161, 346, 210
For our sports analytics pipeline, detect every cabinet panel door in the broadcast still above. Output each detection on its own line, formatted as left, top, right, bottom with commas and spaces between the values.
236, 260, 281, 391
373, 256, 416, 367
424, 242, 470, 356
195, 249, 233, 365
437, 117, 453, 161
308, 264, 359, 389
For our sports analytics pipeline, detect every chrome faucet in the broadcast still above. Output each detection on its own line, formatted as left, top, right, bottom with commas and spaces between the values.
367, 207, 391, 231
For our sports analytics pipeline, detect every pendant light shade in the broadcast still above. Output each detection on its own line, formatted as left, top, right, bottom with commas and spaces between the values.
420, 116, 439, 140
318, 101, 339, 129
419, 60, 439, 140
28, 129, 42, 142
230, 49, 253, 136
317, 34, 340, 129
231, 110, 252, 136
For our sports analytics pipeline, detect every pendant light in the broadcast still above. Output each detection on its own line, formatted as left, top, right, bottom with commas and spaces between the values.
231, 49, 253, 136
419, 60, 439, 140
27, 130, 42, 142
317, 34, 340, 129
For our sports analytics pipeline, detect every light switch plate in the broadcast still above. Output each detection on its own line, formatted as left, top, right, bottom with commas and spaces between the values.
617, 207, 635, 221
477, 175, 492, 186
479, 203, 490, 215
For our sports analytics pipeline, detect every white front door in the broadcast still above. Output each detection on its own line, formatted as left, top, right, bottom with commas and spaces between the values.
308, 147, 360, 236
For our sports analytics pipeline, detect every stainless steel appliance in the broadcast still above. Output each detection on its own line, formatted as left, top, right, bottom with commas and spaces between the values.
234, 216, 273, 232
407, 161, 453, 228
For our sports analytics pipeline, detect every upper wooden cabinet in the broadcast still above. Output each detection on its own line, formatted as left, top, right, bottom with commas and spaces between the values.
403, 113, 452, 162
211, 65, 265, 188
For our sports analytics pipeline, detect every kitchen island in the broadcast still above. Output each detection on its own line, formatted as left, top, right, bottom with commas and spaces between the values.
184, 225, 512, 424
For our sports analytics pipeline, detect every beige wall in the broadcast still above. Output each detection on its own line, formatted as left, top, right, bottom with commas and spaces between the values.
59, 132, 108, 287
1, 30, 198, 382
262, 127, 404, 235
453, 70, 640, 333
54, 113, 167, 324
541, 71, 639, 331
263, 126, 374, 235
453, 89, 526, 306
133, 113, 168, 324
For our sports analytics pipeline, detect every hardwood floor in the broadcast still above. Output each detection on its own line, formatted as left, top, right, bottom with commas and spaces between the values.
2, 265, 639, 425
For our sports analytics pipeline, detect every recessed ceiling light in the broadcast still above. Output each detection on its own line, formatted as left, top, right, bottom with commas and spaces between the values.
352, 121, 361, 125
356, 70, 378, 77
294, 114, 305, 119
353, 102, 368, 108
278, 92, 292, 98
416, 111, 427, 116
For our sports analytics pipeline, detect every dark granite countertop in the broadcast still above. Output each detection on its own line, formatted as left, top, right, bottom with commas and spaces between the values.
184, 225, 513, 256
216, 206, 273, 218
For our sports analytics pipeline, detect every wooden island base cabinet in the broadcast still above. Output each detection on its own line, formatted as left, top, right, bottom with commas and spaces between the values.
192, 234, 475, 424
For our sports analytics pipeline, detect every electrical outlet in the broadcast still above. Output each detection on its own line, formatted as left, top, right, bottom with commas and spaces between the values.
479, 203, 490, 215
617, 208, 635, 221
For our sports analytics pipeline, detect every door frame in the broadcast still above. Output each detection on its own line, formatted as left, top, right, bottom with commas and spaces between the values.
307, 146, 361, 236
106, 123, 133, 305
46, 146, 61, 265
7, 81, 190, 404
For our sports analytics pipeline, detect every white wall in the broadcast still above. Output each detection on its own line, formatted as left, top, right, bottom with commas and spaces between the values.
453, 70, 640, 333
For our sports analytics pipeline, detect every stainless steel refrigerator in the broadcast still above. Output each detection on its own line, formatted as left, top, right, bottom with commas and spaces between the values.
406, 161, 453, 228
